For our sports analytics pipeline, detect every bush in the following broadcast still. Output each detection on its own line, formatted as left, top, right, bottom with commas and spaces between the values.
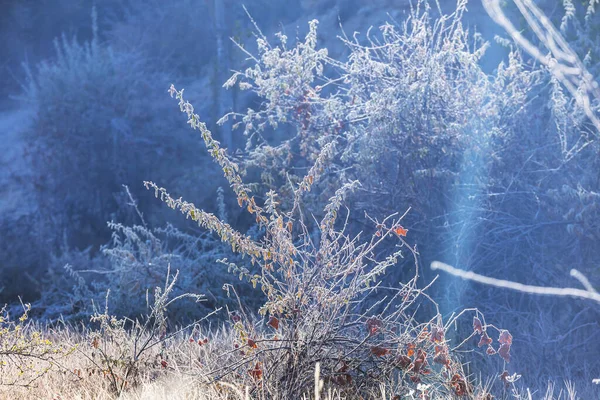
139, 84, 514, 399
21, 17, 201, 253
216, 0, 600, 390
34, 186, 257, 323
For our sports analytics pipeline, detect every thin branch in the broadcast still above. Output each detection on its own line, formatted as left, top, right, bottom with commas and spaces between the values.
431, 261, 600, 304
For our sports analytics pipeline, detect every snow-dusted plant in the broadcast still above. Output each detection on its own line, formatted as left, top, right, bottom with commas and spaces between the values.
215, 0, 600, 390
142, 84, 510, 398
20, 8, 199, 255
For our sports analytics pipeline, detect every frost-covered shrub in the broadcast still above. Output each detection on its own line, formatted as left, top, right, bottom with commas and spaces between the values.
21, 24, 200, 251
36, 216, 254, 323
142, 85, 511, 399
215, 0, 600, 390
219, 0, 542, 271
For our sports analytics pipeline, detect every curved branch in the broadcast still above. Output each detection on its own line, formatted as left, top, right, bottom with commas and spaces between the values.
430, 261, 600, 304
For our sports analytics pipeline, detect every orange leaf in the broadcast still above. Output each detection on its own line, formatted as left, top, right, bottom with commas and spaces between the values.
394, 226, 408, 237
406, 343, 416, 357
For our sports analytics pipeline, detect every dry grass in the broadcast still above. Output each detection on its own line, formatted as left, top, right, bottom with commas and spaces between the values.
0, 319, 587, 400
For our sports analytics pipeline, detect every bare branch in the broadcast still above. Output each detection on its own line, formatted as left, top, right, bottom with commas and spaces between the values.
431, 261, 600, 304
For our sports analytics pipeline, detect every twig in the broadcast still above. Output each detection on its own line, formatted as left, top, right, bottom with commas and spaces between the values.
431, 261, 600, 304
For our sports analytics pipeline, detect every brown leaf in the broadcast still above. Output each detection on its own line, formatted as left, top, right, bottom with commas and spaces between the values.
478, 332, 492, 348
498, 343, 511, 363
430, 325, 444, 343
473, 316, 483, 334
411, 349, 427, 373
267, 316, 279, 330
247, 339, 258, 349
433, 351, 450, 366
396, 355, 412, 369
451, 374, 468, 396
498, 330, 512, 346
370, 346, 390, 357
499, 370, 510, 387
248, 363, 263, 380
366, 317, 383, 336
486, 345, 497, 355
337, 361, 349, 373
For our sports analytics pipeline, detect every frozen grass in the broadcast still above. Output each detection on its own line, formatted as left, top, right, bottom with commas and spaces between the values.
0, 322, 587, 400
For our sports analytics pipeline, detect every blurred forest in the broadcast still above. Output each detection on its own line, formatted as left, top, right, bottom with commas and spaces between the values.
0, 0, 599, 396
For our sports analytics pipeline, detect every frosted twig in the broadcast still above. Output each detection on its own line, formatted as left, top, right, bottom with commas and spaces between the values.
570, 268, 598, 294
431, 261, 600, 304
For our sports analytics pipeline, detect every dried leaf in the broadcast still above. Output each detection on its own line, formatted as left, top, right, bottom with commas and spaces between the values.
498, 343, 511, 363
433, 351, 450, 366
366, 317, 383, 336
478, 332, 492, 348
267, 316, 280, 330
370, 346, 390, 357
248, 363, 263, 380
430, 325, 444, 343
499, 370, 510, 387
396, 354, 412, 369
451, 373, 468, 396
406, 343, 416, 357
473, 316, 483, 334
498, 330, 512, 346
394, 225, 408, 236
